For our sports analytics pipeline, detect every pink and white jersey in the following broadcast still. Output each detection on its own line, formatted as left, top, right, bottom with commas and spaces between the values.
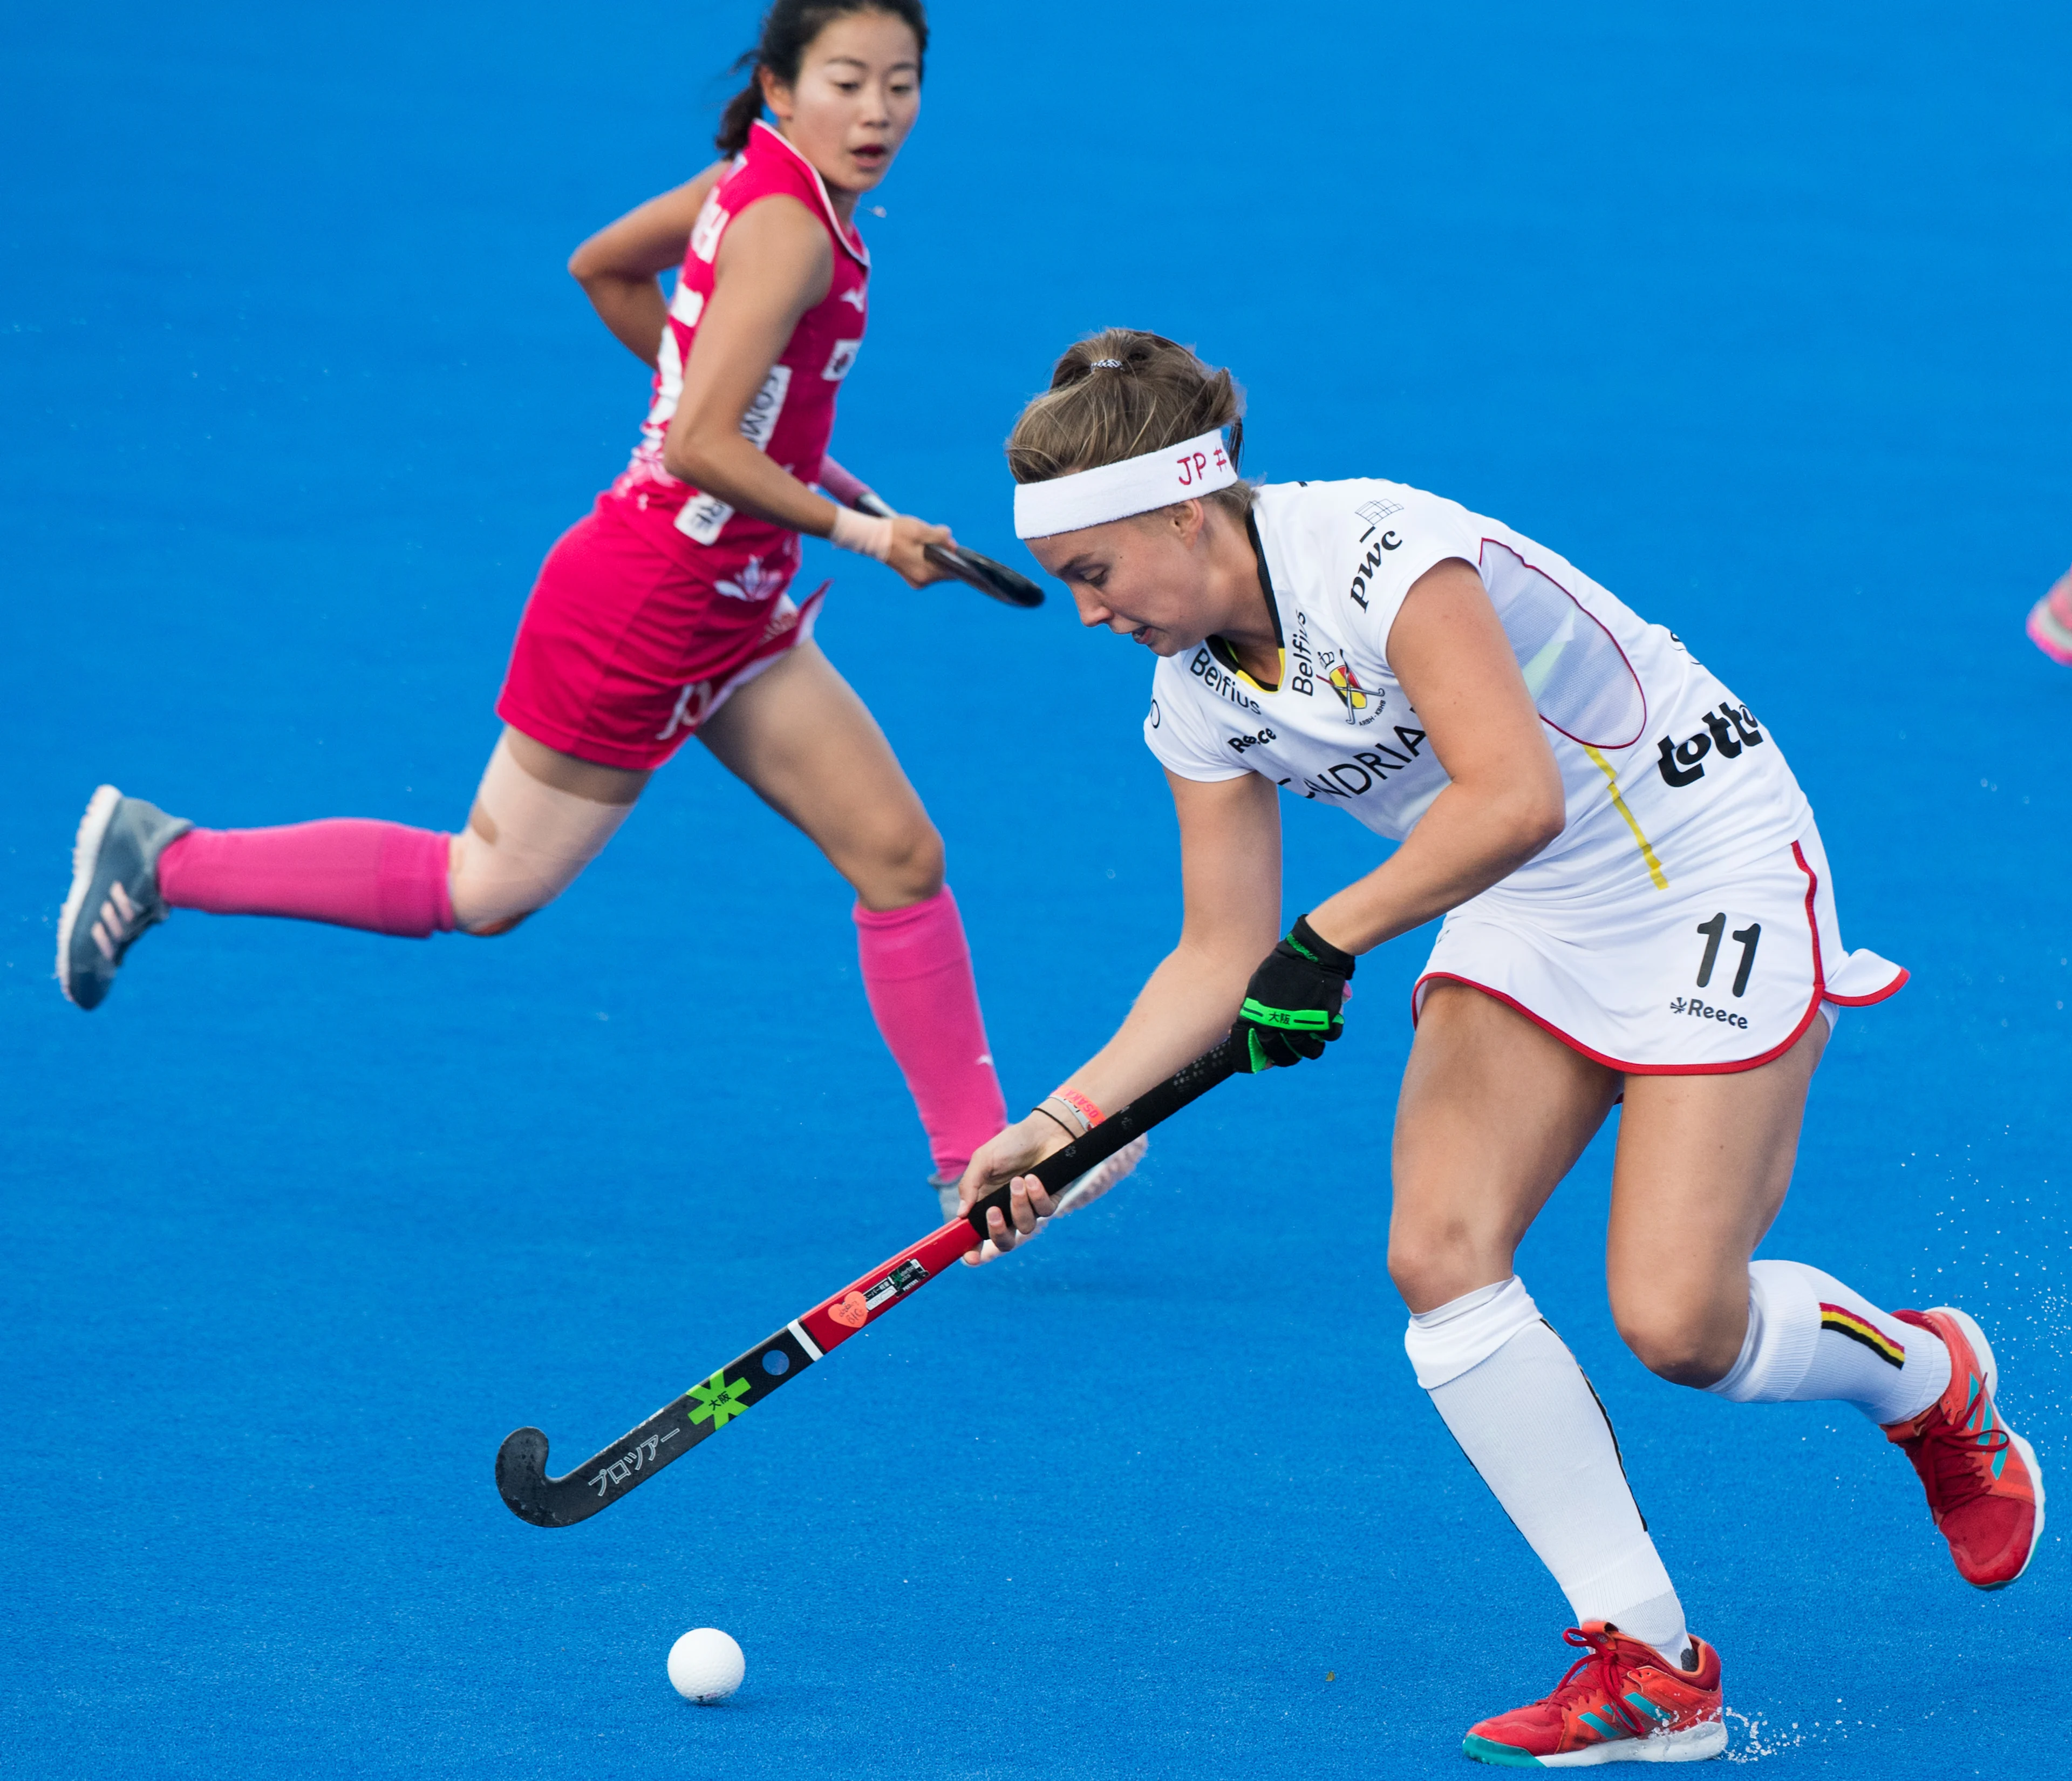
606, 120, 869, 576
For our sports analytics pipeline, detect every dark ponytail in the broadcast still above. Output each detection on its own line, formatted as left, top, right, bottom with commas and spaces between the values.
715, 0, 930, 155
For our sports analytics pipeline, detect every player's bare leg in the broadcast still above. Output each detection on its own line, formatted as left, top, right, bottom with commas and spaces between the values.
1617, 1016, 2039, 1590
697, 641, 944, 910
700, 642, 1014, 1202
1604, 1018, 1823, 1383
446, 728, 647, 937
1389, 982, 1619, 1314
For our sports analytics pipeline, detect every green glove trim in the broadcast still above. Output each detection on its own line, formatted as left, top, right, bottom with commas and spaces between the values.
1238, 997, 1335, 1032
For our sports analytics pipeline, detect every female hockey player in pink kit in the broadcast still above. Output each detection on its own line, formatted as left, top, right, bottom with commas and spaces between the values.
57, 1, 1112, 1213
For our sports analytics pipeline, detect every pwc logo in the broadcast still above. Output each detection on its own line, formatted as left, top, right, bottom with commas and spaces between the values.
1656, 702, 1764, 787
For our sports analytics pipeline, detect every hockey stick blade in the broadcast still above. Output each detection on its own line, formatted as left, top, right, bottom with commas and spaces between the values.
495, 1035, 1243, 1527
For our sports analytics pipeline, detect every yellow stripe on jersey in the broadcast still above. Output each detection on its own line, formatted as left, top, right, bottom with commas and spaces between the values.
1582, 744, 1668, 890
1235, 647, 1285, 694
1205, 636, 1284, 694
1819, 1303, 1907, 1369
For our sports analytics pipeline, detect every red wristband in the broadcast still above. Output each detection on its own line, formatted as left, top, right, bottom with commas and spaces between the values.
1052, 1087, 1105, 1130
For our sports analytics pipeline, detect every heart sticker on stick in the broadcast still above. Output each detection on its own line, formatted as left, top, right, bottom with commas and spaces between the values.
827, 1291, 869, 1328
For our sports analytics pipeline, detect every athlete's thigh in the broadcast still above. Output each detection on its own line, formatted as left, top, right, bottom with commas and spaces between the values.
1607, 1016, 1826, 1342
502, 725, 651, 806
1389, 982, 1623, 1311
696, 643, 936, 886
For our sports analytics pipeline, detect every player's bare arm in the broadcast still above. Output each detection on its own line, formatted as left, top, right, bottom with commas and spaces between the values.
955, 767, 1280, 1250
568, 165, 732, 365
1304, 559, 1566, 956
664, 195, 952, 588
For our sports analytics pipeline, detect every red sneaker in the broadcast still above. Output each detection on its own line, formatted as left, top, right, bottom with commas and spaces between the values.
1885, 1307, 2044, 1589
1463, 1623, 1726, 1766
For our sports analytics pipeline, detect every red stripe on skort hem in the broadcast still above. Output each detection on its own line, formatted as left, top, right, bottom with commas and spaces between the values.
1410, 972, 1826, 1075
1408, 841, 1829, 1076
1823, 967, 1910, 1008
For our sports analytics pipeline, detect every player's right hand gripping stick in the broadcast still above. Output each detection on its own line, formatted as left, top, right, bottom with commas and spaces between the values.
1236, 914, 1355, 1071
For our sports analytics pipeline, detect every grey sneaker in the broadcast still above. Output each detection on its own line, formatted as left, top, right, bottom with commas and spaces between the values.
57, 786, 193, 1009
931, 1172, 963, 1222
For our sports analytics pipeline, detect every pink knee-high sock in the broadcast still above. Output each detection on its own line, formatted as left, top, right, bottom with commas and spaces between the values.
853, 886, 1007, 1179
158, 820, 454, 937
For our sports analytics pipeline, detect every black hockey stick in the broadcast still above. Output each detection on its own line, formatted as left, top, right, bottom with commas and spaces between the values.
495, 1034, 1244, 1527
817, 457, 1044, 608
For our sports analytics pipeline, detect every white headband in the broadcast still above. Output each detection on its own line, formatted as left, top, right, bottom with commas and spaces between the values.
1012, 429, 1237, 540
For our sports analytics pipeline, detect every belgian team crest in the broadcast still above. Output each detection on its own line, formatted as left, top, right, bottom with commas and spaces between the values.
1328, 661, 1380, 723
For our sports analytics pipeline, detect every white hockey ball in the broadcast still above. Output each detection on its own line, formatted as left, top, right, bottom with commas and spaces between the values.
667, 1627, 745, 1702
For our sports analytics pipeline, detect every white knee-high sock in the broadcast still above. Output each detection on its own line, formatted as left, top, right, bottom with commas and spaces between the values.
1407, 1277, 1692, 1662
1705, 1259, 1948, 1425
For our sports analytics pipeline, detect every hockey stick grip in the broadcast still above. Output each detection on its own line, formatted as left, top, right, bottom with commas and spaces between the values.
963, 1035, 1245, 1239
817, 454, 877, 511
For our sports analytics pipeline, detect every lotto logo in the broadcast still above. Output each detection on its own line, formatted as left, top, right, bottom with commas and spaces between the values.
1656, 702, 1764, 787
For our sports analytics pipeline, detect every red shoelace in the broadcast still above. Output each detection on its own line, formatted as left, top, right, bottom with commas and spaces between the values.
1542, 1627, 1656, 1741
1906, 1394, 2010, 1517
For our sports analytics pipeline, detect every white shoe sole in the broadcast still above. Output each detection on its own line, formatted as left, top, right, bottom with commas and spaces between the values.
1534, 1718, 1728, 1765
54, 784, 122, 1007
1926, 1305, 2046, 1587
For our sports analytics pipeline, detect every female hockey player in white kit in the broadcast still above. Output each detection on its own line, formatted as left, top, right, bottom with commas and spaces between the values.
958, 330, 2042, 1768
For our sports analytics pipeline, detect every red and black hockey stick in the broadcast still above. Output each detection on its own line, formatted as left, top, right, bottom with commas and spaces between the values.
817, 456, 1044, 608
495, 1036, 1242, 1527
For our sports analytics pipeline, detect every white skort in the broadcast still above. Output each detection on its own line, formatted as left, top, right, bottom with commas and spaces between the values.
1412, 822, 1905, 1073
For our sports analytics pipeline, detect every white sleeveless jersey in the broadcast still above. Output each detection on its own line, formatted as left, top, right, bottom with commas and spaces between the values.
1142, 478, 1906, 1071
1144, 478, 1808, 903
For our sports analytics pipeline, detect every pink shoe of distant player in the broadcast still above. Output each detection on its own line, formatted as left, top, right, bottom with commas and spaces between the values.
2025, 568, 2072, 665
1462, 1623, 1726, 1766
1885, 1307, 2044, 1589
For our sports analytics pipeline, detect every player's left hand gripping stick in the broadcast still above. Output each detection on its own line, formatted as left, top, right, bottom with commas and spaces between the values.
494, 1035, 1246, 1527
1234, 914, 1355, 1072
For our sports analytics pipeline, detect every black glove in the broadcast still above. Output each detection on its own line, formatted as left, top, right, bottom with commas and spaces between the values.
1236, 914, 1355, 1072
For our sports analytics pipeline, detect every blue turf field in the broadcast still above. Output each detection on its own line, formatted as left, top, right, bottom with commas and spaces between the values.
4, 2, 2069, 1773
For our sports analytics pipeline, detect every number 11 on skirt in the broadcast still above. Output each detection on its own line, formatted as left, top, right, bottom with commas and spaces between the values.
1694, 912, 1761, 997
